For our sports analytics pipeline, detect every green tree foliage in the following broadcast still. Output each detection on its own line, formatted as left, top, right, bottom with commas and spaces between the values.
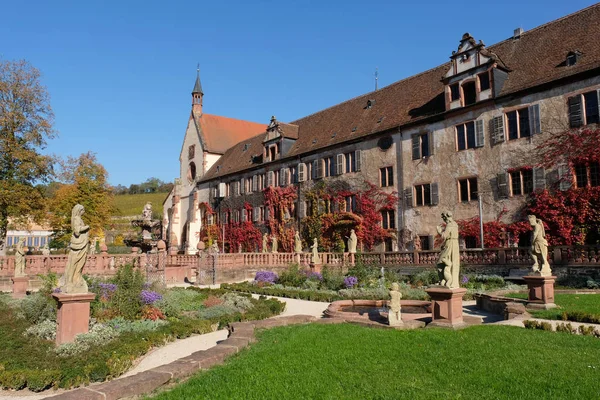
0, 59, 56, 255
48, 152, 115, 245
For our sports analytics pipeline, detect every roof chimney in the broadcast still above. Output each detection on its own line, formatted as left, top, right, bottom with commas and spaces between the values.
513, 27, 524, 39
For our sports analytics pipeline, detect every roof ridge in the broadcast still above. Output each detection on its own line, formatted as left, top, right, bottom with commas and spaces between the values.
203, 113, 266, 126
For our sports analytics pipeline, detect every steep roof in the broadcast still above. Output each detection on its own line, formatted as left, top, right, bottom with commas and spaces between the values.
198, 114, 266, 154
201, 4, 600, 182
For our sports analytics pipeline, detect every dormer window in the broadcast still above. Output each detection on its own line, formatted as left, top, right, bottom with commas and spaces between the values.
478, 72, 490, 91
269, 146, 277, 162
566, 51, 581, 67
450, 84, 460, 101
462, 81, 477, 106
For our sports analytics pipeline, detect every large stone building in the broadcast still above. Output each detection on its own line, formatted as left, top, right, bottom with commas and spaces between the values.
168, 5, 600, 254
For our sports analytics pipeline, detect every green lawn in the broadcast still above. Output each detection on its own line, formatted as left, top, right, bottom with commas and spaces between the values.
113, 192, 169, 217
149, 324, 600, 399
505, 293, 600, 320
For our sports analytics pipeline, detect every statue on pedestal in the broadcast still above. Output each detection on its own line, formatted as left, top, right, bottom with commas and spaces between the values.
388, 282, 402, 326
14, 238, 26, 277
211, 240, 220, 254
311, 238, 321, 264
528, 215, 551, 276
60, 204, 90, 294
347, 229, 358, 254
436, 211, 460, 289
294, 231, 303, 253
271, 235, 278, 253
262, 233, 268, 253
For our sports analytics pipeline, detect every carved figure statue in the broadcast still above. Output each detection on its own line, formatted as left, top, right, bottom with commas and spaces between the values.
142, 202, 153, 221
60, 204, 91, 294
528, 215, 551, 276
262, 233, 268, 253
41, 244, 50, 256
271, 235, 278, 253
311, 238, 321, 264
14, 238, 26, 277
211, 240, 220, 254
388, 282, 403, 326
347, 229, 358, 254
294, 231, 303, 253
436, 211, 460, 289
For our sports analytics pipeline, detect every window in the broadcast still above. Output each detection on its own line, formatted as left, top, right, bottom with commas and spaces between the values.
419, 235, 432, 251
290, 166, 297, 183
187, 162, 197, 183
464, 236, 478, 249
324, 156, 335, 177
269, 146, 277, 161
478, 72, 490, 91
462, 81, 477, 105
381, 210, 395, 229
7, 237, 13, 246
188, 145, 195, 160
344, 151, 360, 172
456, 121, 475, 150
412, 133, 432, 160
450, 83, 460, 101
510, 169, 533, 196
458, 177, 478, 202
574, 162, 600, 188
34, 237, 39, 247
380, 167, 393, 187
506, 108, 530, 140
584, 91, 600, 125
345, 195, 357, 212
27, 237, 32, 247
414, 183, 440, 207
40, 237, 46, 246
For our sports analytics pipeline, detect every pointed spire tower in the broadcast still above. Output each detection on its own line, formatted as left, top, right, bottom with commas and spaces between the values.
192, 64, 203, 114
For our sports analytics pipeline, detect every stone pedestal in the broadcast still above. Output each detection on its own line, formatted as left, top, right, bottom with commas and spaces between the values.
523, 275, 557, 309
11, 276, 29, 298
310, 263, 322, 274
425, 286, 468, 329
52, 293, 96, 345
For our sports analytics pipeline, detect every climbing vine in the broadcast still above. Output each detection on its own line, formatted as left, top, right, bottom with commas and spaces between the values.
456, 208, 531, 248
263, 186, 298, 252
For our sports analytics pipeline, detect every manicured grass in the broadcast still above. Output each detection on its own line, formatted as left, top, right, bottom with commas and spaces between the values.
113, 192, 169, 216
149, 324, 600, 399
505, 292, 600, 320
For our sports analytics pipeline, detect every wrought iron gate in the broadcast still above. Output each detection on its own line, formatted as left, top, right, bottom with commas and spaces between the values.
145, 251, 165, 286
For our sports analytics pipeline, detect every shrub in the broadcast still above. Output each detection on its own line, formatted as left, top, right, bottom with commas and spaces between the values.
105, 317, 167, 333
410, 270, 439, 287
220, 293, 253, 312
278, 263, 307, 287
0, 370, 27, 390
154, 288, 206, 317
302, 280, 320, 291
24, 319, 57, 341
141, 306, 166, 321
523, 320, 553, 331
322, 267, 345, 291
556, 276, 589, 289
562, 311, 600, 324
198, 304, 238, 320
19, 292, 56, 324
344, 276, 358, 289
347, 259, 378, 286
55, 324, 119, 357
255, 271, 278, 284
26, 369, 61, 392
339, 287, 389, 300
37, 272, 59, 296
203, 295, 223, 308
109, 264, 144, 320
555, 322, 576, 334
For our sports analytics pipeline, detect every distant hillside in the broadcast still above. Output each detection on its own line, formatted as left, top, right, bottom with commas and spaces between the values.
113, 192, 169, 217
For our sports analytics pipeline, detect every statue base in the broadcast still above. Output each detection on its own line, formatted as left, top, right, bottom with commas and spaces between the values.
523, 275, 557, 309
52, 292, 96, 345
11, 276, 29, 298
310, 263, 322, 274
425, 286, 468, 329
388, 311, 403, 327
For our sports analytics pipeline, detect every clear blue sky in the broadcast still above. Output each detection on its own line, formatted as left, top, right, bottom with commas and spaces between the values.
1, 0, 596, 186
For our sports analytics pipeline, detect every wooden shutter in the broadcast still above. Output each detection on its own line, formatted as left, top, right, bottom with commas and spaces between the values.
533, 167, 546, 191
528, 104, 541, 134
312, 160, 318, 179
316, 160, 323, 179
558, 164, 572, 191
218, 182, 226, 197
427, 235, 434, 251
404, 188, 413, 209
240, 179, 245, 194
427, 132, 434, 156
336, 154, 344, 175
252, 175, 258, 192
241, 209, 246, 222
475, 119, 485, 147
490, 115, 505, 145
298, 163, 305, 182
430, 183, 439, 205
267, 171, 274, 187
412, 135, 420, 160
253, 207, 259, 222
497, 172, 509, 199
355, 150, 362, 171
568, 95, 583, 128
265, 208, 270, 221
279, 168, 286, 186
298, 201, 306, 218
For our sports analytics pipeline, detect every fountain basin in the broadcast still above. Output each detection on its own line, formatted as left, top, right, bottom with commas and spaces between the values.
324, 299, 431, 323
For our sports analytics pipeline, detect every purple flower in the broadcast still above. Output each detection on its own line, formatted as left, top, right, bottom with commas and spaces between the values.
255, 271, 278, 284
53, 288, 61, 293
140, 290, 163, 305
461, 275, 469, 285
307, 272, 323, 282
344, 276, 358, 289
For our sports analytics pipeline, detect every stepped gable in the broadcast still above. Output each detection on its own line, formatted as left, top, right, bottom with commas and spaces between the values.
201, 4, 600, 181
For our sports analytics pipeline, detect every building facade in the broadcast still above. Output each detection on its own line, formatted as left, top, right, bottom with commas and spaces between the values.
171, 5, 600, 254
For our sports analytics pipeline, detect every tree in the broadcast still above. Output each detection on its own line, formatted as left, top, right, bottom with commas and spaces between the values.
48, 152, 115, 246
0, 59, 56, 255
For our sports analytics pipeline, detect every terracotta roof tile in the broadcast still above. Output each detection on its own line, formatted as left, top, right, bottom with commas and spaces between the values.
201, 4, 600, 182
199, 114, 266, 154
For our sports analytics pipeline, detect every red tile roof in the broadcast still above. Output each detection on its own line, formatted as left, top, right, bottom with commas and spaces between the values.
201, 4, 600, 182
198, 114, 266, 154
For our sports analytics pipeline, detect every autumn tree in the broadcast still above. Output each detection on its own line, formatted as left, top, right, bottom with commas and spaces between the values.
0, 59, 56, 255
48, 152, 115, 246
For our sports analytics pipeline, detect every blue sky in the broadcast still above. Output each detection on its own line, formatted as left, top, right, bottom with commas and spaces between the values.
1, 0, 596, 186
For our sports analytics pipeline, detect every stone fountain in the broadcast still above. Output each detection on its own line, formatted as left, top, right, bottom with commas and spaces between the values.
127, 202, 162, 252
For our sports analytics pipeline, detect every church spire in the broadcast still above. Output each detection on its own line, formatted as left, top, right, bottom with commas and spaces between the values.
192, 64, 203, 113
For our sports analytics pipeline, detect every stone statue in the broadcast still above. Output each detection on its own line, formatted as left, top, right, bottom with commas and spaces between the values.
41, 244, 50, 256
436, 211, 460, 289
528, 215, 551, 276
311, 238, 321, 264
14, 238, 26, 277
347, 229, 358, 254
271, 235, 278, 253
294, 231, 302, 253
262, 233, 268, 253
388, 282, 403, 326
60, 204, 91, 294
142, 202, 153, 221
211, 240, 220, 254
